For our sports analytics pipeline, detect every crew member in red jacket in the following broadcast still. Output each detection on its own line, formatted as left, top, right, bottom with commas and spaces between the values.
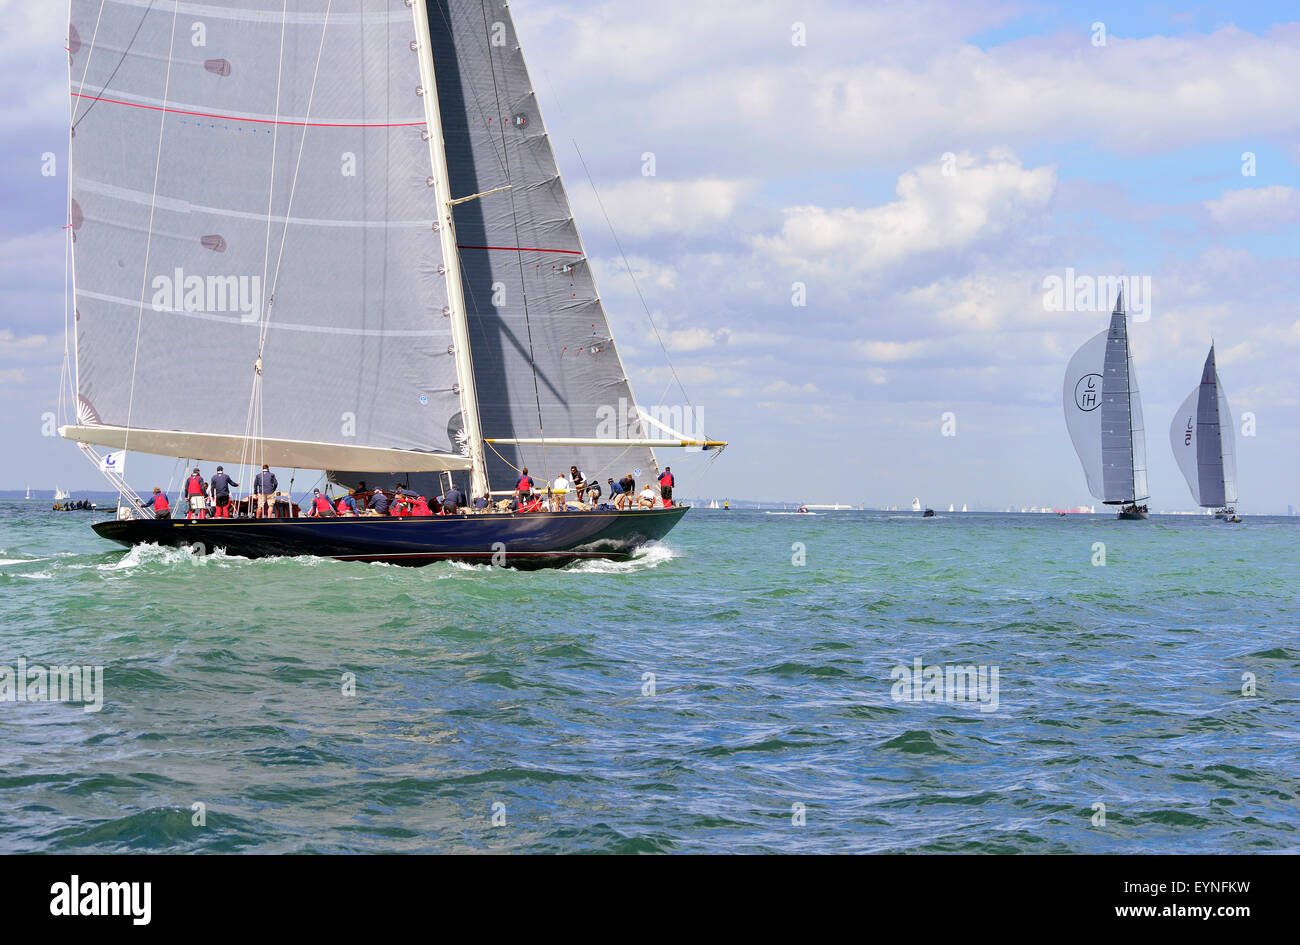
657, 467, 675, 507
184, 467, 207, 519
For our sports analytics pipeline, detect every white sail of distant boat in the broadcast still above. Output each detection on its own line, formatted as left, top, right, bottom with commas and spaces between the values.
911, 497, 922, 512
948, 503, 954, 512
961, 503, 967, 512
1063, 289, 1150, 519
25, 485, 31, 500
57, 0, 724, 513
54, 485, 70, 501
1170, 344, 1238, 516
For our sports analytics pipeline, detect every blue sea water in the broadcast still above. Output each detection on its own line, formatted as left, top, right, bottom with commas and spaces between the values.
0, 501, 1296, 854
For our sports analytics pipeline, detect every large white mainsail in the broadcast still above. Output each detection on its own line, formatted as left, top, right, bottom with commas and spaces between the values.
1063, 291, 1149, 505
1169, 345, 1237, 508
62, 1, 470, 473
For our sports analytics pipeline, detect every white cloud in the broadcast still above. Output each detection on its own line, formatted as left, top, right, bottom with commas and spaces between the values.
1204, 186, 1300, 232
572, 177, 757, 239
753, 151, 1056, 273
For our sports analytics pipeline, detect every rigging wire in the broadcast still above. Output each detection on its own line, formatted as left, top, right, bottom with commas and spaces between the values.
71, 0, 151, 131
570, 139, 696, 419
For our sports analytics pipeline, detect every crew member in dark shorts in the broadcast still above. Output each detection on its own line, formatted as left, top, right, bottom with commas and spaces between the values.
515, 467, 535, 502
142, 488, 170, 519
209, 465, 239, 518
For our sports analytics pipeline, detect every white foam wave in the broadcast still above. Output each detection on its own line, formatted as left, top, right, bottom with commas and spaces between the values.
563, 543, 678, 574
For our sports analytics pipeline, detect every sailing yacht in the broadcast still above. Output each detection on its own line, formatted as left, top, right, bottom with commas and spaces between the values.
911, 497, 922, 512
58, 1, 724, 567
1170, 345, 1239, 520
25, 486, 31, 501
1063, 289, 1150, 519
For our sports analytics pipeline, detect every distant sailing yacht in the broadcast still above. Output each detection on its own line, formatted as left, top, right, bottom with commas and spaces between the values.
911, 497, 922, 512
25, 486, 31, 501
57, 1, 725, 567
1170, 345, 1239, 521
1063, 289, 1150, 519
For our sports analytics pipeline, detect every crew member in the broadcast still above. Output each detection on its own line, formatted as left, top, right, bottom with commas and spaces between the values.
516, 467, 535, 503
657, 466, 674, 507
607, 477, 624, 509
551, 473, 569, 511
442, 484, 464, 515
335, 493, 358, 516
253, 465, 278, 518
307, 489, 335, 517
472, 493, 489, 511
618, 474, 636, 510
142, 487, 170, 520
366, 489, 390, 516
410, 493, 432, 516
209, 466, 239, 518
184, 467, 207, 519
637, 484, 658, 509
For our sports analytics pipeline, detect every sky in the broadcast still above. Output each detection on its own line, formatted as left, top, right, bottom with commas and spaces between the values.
1, 0, 1298, 510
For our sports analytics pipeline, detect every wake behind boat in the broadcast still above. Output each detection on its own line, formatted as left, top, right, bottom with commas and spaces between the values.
56, 0, 725, 568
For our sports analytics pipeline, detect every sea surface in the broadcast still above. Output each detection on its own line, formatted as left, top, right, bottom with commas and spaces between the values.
0, 500, 1296, 854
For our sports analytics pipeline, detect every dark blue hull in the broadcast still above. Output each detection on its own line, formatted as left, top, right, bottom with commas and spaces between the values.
91, 507, 688, 569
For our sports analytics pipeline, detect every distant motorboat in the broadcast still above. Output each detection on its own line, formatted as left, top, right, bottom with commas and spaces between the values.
922, 508, 935, 518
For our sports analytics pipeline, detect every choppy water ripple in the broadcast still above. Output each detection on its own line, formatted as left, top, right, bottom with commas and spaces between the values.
0, 502, 1297, 853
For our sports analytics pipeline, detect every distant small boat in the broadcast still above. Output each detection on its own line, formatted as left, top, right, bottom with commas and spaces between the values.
54, 485, 70, 501
948, 504, 954, 512
911, 497, 922, 512
25, 485, 31, 500
922, 508, 935, 517
961, 503, 967, 512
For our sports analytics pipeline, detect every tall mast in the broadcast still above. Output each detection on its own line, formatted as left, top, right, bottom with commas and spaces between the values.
411, 0, 489, 498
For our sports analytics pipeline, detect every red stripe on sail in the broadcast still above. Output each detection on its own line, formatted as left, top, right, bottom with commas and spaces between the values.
456, 244, 583, 255
70, 93, 425, 128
